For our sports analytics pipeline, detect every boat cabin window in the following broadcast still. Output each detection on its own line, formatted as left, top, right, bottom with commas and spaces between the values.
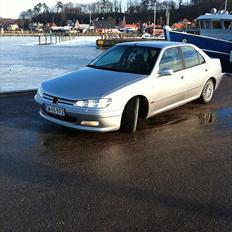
212, 21, 222, 29
199, 20, 205, 29
181, 46, 205, 69
223, 21, 232, 29
205, 20, 211, 29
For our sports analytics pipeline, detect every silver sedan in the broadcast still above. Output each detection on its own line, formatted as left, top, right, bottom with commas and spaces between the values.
34, 41, 223, 132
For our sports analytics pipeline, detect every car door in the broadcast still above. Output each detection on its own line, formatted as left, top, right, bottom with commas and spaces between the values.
180, 46, 208, 100
152, 47, 186, 113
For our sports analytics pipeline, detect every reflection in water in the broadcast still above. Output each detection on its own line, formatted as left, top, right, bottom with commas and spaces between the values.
198, 112, 215, 125
196, 108, 232, 127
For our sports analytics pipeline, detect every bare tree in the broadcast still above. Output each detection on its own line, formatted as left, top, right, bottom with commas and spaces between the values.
33, 3, 43, 16
112, 0, 119, 12
118, 0, 122, 12
42, 3, 50, 14
56, 1, 63, 13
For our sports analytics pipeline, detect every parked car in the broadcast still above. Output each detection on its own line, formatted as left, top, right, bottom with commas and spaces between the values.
142, 32, 152, 39
34, 41, 223, 133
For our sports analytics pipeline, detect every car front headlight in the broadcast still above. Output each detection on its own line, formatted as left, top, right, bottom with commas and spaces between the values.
74, 98, 111, 108
37, 86, 44, 98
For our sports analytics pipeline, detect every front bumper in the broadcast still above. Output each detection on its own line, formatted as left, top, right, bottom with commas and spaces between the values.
34, 94, 123, 132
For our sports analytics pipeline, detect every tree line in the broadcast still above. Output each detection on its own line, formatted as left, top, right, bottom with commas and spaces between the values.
19, 0, 232, 29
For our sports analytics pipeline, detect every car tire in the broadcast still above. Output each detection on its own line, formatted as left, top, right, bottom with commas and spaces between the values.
120, 97, 139, 133
200, 79, 214, 104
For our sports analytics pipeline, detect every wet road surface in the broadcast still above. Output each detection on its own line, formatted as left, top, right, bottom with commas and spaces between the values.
0, 76, 232, 231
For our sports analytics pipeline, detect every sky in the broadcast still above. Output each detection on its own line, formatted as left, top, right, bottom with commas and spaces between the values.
0, 0, 98, 19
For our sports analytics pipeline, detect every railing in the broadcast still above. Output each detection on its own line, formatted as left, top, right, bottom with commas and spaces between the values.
38, 33, 77, 45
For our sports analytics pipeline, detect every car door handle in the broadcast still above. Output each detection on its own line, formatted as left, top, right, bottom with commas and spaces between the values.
205, 69, 208, 72
180, 76, 184, 79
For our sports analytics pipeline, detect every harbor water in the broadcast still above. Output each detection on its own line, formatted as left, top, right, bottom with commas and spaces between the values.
0, 36, 104, 92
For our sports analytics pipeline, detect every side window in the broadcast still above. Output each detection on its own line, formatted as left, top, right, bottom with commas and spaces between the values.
181, 46, 205, 68
198, 53, 205, 64
159, 47, 183, 72
223, 21, 232, 29
212, 20, 221, 29
200, 20, 205, 29
205, 20, 211, 29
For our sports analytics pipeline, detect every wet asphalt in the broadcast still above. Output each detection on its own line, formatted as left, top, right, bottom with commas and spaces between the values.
0, 76, 232, 231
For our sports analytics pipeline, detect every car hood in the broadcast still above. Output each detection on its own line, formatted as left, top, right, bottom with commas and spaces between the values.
42, 67, 147, 100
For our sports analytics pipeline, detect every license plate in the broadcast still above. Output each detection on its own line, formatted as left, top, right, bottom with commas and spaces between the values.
45, 105, 65, 116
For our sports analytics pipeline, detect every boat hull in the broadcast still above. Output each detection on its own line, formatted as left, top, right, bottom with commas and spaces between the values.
164, 26, 232, 73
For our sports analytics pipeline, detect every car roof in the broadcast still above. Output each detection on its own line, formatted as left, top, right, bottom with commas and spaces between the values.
116, 41, 185, 49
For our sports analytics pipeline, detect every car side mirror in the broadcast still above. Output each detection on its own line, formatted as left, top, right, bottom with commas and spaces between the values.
230, 50, 232, 63
159, 68, 174, 76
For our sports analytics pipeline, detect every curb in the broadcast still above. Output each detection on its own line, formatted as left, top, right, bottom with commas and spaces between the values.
0, 89, 37, 96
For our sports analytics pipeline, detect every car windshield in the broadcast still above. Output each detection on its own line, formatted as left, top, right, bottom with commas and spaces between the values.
88, 45, 160, 75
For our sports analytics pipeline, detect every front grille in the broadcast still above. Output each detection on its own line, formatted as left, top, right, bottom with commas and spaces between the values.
43, 93, 76, 106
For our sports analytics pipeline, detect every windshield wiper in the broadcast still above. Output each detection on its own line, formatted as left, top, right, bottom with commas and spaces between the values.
87, 65, 118, 72
87, 64, 97, 68
87, 64, 148, 74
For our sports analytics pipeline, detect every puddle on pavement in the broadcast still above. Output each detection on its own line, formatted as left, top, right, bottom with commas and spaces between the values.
196, 107, 232, 127
214, 107, 232, 127
197, 112, 216, 125
138, 115, 187, 130
138, 107, 232, 130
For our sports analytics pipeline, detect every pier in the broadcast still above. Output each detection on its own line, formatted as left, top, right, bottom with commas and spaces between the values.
96, 37, 164, 47
38, 33, 77, 45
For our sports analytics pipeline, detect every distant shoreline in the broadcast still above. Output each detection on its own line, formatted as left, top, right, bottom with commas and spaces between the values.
0, 32, 101, 37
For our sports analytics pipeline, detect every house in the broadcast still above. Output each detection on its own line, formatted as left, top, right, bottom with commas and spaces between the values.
171, 19, 191, 30
145, 24, 163, 35
89, 20, 118, 33
29, 22, 44, 32
120, 24, 138, 33
127, 6, 141, 13
44, 22, 60, 32
74, 20, 89, 33
8, 24, 19, 31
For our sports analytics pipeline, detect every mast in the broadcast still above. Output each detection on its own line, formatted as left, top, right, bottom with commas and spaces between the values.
225, 0, 227, 11
153, 1, 156, 35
